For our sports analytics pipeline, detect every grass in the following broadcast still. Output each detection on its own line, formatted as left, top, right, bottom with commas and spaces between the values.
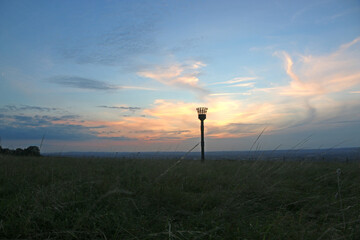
0, 155, 359, 239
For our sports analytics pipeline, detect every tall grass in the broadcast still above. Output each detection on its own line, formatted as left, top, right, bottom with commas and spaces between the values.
0, 155, 359, 239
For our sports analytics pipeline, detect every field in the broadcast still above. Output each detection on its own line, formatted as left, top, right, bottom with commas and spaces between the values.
0, 155, 359, 239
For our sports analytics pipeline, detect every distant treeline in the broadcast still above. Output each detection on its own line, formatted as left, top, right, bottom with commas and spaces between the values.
0, 146, 41, 156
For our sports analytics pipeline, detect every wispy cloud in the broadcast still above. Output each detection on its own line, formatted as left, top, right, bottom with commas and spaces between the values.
122, 86, 157, 91
137, 60, 209, 94
210, 77, 257, 85
316, 8, 360, 24
209, 92, 251, 96
97, 105, 141, 111
49, 76, 119, 91
291, 1, 326, 23
339, 36, 360, 50
275, 36, 360, 96
169, 36, 204, 53
0, 113, 98, 140
0, 112, 138, 143
230, 82, 256, 88
0, 105, 59, 112
58, 5, 161, 68
0, 114, 80, 126
48, 76, 155, 91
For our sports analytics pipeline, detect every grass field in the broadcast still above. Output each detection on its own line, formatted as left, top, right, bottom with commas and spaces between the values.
0, 155, 359, 239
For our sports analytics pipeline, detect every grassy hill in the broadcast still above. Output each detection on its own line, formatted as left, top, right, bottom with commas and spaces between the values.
0, 155, 359, 239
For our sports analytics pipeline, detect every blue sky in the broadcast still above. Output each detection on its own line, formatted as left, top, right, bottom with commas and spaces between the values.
1, 0, 359, 152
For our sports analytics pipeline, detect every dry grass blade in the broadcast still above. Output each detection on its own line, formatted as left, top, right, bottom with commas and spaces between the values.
156, 143, 199, 181
39, 132, 46, 152
249, 127, 267, 153
74, 188, 133, 229
290, 134, 313, 150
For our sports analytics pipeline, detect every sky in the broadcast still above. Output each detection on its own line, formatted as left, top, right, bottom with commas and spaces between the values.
0, 0, 360, 153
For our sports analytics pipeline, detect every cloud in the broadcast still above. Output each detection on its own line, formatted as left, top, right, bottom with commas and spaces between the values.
81, 97, 300, 142
275, 36, 360, 96
316, 8, 359, 24
49, 76, 120, 91
137, 60, 209, 94
100, 23, 156, 53
113, 37, 360, 142
48, 76, 155, 91
0, 125, 93, 141
0, 112, 137, 142
5, 38, 360, 148
98, 136, 135, 141
0, 105, 59, 112
92, 97, 277, 141
121, 86, 157, 91
169, 36, 204, 53
210, 77, 257, 85
209, 92, 251, 96
0, 114, 81, 128
58, 4, 161, 68
2, 89, 359, 147
340, 36, 360, 49
97, 105, 141, 111
231, 82, 256, 88
291, 1, 327, 23
0, 113, 100, 140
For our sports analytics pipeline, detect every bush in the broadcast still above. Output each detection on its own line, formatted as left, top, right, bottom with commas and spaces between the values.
0, 146, 40, 156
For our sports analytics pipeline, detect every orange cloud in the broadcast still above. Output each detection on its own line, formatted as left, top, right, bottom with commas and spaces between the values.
137, 60, 208, 94
53, 37, 360, 145
210, 77, 257, 85
276, 36, 360, 96
231, 82, 256, 88
90, 97, 283, 141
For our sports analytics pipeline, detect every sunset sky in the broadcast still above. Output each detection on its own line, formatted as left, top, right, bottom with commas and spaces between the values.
1, 0, 360, 152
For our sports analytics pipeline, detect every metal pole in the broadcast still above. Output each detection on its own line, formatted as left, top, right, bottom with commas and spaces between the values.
201, 119, 205, 162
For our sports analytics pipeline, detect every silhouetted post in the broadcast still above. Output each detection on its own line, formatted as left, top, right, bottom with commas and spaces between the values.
196, 107, 208, 162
